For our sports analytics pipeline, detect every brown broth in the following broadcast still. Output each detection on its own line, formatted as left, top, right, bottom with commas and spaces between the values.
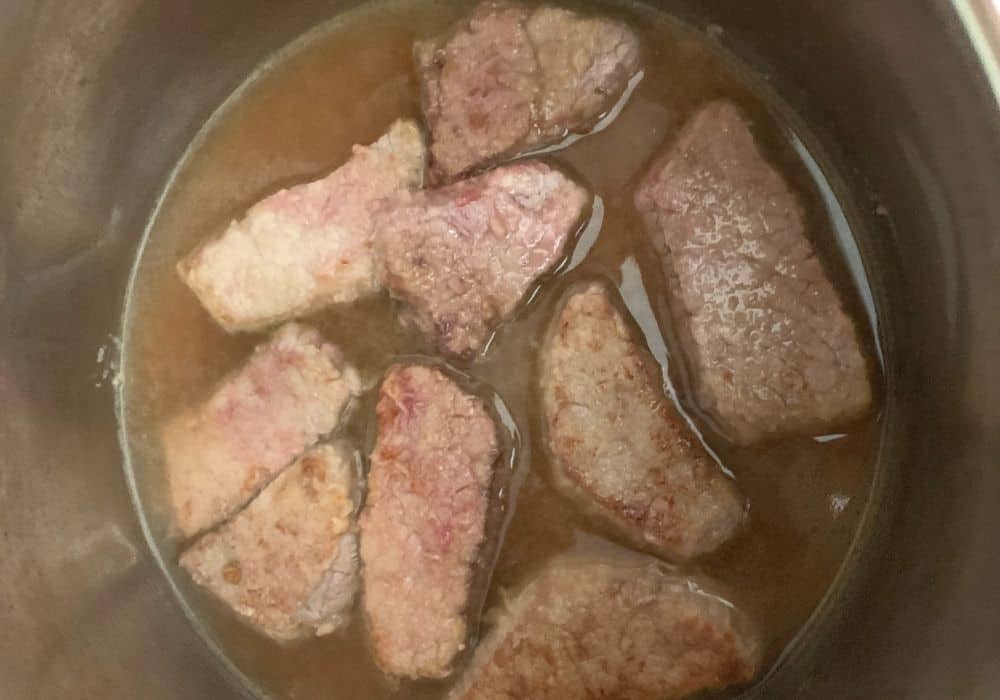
120, 1, 884, 698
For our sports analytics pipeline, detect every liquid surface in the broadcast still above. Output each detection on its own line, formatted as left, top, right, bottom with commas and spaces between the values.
120, 1, 884, 698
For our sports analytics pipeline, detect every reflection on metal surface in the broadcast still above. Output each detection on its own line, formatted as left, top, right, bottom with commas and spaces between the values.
813, 433, 848, 443
955, 0, 1000, 105
6, 0, 139, 272
829, 493, 851, 517
54, 523, 139, 592
95, 334, 123, 389
564, 195, 605, 271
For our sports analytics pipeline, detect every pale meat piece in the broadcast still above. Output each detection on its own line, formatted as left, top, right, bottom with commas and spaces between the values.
374, 160, 589, 359
359, 365, 501, 679
527, 6, 641, 132
449, 557, 761, 700
178, 120, 426, 332
634, 101, 872, 444
416, 1, 641, 181
163, 323, 361, 538
180, 443, 360, 641
541, 282, 744, 560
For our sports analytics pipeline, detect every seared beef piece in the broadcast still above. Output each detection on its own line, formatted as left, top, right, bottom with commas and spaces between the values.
359, 365, 501, 679
449, 556, 761, 700
163, 323, 361, 537
180, 443, 359, 641
179, 120, 425, 332
635, 101, 872, 444
374, 160, 588, 360
416, 1, 641, 181
541, 281, 744, 560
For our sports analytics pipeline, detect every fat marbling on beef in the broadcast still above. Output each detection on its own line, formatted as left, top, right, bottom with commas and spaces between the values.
163, 322, 361, 538
448, 556, 761, 700
180, 442, 359, 641
359, 364, 501, 679
374, 160, 589, 360
541, 281, 744, 560
635, 101, 872, 444
179, 119, 426, 332
416, 1, 641, 181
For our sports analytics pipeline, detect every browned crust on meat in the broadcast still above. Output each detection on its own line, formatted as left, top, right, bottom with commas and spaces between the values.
360, 364, 502, 679
373, 161, 590, 360
415, 1, 642, 181
634, 100, 872, 444
448, 556, 762, 699
179, 442, 359, 641
541, 281, 745, 560
163, 322, 361, 538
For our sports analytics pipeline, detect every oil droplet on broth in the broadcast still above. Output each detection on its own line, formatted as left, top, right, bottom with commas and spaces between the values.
120, 0, 884, 698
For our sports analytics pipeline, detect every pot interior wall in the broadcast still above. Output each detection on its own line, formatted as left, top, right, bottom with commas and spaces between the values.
1, 1, 998, 698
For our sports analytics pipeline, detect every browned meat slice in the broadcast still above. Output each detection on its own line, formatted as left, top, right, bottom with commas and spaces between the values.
541, 281, 744, 560
178, 120, 426, 332
416, 1, 641, 181
180, 443, 359, 641
635, 101, 872, 444
374, 160, 589, 359
359, 365, 501, 679
449, 557, 761, 700
163, 323, 361, 538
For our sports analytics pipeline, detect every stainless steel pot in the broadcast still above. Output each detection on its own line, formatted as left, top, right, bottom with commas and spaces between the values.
2, 1, 998, 698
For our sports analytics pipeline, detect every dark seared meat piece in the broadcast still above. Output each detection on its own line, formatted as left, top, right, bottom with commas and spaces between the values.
541, 281, 744, 560
449, 556, 761, 700
416, 1, 641, 181
635, 101, 872, 444
375, 160, 588, 360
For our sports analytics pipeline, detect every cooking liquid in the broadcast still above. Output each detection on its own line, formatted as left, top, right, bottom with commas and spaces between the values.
120, 1, 885, 697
